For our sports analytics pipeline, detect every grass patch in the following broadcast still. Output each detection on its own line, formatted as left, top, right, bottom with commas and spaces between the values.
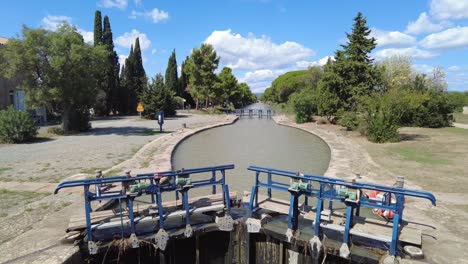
81, 167, 104, 175
0, 189, 50, 210
453, 112, 468, 124
105, 168, 123, 177
0, 167, 11, 175
442, 127, 468, 136
389, 146, 450, 165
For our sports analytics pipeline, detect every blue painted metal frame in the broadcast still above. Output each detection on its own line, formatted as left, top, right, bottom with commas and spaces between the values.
54, 164, 235, 247
247, 165, 436, 257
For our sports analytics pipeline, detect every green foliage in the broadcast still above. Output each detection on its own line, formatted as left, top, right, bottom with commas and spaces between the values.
122, 38, 147, 114
290, 89, 316, 123
0, 24, 107, 133
179, 57, 195, 108
141, 73, 176, 119
261, 67, 323, 103
165, 50, 179, 96
0, 107, 37, 143
360, 92, 402, 143
412, 89, 453, 128
214, 67, 238, 105
446, 92, 468, 112
317, 83, 340, 120
337, 111, 362, 131
319, 12, 378, 113
93, 10, 102, 46
184, 43, 220, 109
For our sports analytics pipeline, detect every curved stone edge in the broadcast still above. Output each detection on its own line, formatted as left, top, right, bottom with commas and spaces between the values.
272, 115, 349, 179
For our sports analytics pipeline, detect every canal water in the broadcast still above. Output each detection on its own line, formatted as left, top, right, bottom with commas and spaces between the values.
171, 103, 331, 199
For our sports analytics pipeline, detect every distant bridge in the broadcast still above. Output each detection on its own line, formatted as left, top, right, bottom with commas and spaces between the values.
234, 109, 275, 118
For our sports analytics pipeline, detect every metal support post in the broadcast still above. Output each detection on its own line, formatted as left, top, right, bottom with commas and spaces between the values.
223, 184, 232, 215
267, 172, 272, 199
390, 213, 400, 256
212, 170, 216, 194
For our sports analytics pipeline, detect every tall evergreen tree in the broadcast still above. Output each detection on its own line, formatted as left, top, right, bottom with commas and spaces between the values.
179, 57, 195, 108
93, 11, 102, 46
124, 45, 137, 114
319, 12, 378, 112
102, 15, 120, 114
119, 64, 129, 114
130, 37, 147, 113
165, 49, 179, 96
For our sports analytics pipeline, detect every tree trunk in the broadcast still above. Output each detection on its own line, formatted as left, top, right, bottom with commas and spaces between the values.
62, 105, 72, 134
195, 98, 199, 110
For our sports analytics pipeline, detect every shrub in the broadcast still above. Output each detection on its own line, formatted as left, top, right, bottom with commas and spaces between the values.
67, 108, 91, 132
0, 106, 38, 143
290, 90, 317, 123
337, 111, 361, 131
412, 89, 453, 128
360, 92, 402, 143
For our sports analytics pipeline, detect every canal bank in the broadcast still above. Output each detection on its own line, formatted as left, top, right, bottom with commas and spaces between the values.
272, 115, 467, 264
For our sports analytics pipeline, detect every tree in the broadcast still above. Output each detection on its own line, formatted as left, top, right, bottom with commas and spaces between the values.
102, 15, 120, 114
0, 24, 107, 133
179, 57, 195, 108
165, 49, 179, 96
319, 12, 378, 112
214, 67, 238, 105
122, 38, 147, 114
184, 43, 219, 109
141, 73, 176, 118
93, 10, 102, 46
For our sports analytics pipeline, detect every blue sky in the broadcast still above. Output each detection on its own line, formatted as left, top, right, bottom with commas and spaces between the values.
1, 0, 467, 92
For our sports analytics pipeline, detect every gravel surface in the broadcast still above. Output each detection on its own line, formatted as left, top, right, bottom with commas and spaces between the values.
0, 113, 222, 183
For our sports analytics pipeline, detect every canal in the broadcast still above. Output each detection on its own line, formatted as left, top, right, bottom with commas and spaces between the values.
171, 103, 331, 198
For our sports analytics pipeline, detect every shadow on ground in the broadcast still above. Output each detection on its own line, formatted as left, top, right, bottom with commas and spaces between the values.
80, 126, 174, 136
399, 133, 430, 142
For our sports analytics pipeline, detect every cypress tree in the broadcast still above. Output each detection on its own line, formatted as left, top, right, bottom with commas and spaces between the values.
102, 15, 120, 114
180, 57, 195, 108
125, 45, 137, 114
93, 11, 102, 46
165, 49, 179, 96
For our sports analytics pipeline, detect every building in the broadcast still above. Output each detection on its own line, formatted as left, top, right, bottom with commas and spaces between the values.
0, 36, 46, 123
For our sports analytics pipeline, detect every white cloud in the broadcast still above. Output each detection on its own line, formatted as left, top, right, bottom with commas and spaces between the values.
204, 29, 315, 70
430, 0, 468, 20
130, 8, 169, 23
79, 30, 94, 44
40, 15, 72, 31
151, 49, 157, 55
41, 15, 93, 44
447, 65, 461, 72
374, 47, 438, 60
405, 12, 450, 35
100, 0, 128, 10
412, 64, 434, 74
295, 56, 333, 69
118, 55, 127, 68
420, 26, 468, 49
371, 28, 416, 47
115, 29, 151, 50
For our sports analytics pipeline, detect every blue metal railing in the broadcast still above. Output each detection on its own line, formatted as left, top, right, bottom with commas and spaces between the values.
55, 164, 235, 254
246, 165, 436, 257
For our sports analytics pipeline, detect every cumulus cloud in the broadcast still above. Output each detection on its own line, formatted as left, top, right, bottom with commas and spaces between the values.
412, 64, 435, 74
420, 26, 468, 49
130, 8, 169, 23
41, 15, 93, 44
374, 47, 438, 60
118, 55, 127, 68
430, 0, 468, 20
204, 29, 315, 70
115, 29, 151, 50
100, 0, 128, 10
405, 12, 450, 35
295, 56, 333, 69
370, 28, 416, 47
41, 15, 72, 30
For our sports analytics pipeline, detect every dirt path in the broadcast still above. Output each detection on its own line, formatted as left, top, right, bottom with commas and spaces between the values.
453, 122, 468, 129
273, 115, 468, 264
0, 113, 237, 264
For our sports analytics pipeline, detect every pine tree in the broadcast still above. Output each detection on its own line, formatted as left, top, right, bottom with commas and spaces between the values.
93, 11, 102, 46
141, 74, 176, 118
165, 49, 179, 96
318, 12, 378, 113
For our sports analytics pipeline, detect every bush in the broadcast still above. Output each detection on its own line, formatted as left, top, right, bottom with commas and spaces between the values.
0, 107, 38, 143
337, 111, 361, 131
290, 90, 317, 123
67, 108, 91, 132
412, 90, 453, 128
360, 93, 402, 143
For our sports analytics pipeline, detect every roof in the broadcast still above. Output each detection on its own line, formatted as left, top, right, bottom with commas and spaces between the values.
0, 37, 9, 45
